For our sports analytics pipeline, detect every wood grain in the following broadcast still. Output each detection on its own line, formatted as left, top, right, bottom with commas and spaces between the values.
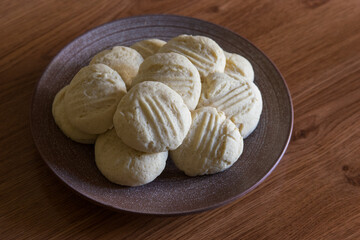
0, 0, 359, 239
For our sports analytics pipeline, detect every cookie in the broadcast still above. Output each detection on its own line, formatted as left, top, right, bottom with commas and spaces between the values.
158, 34, 226, 78
65, 64, 127, 135
113, 81, 191, 153
95, 129, 168, 187
198, 72, 262, 138
130, 38, 166, 59
224, 51, 254, 82
132, 52, 201, 110
52, 86, 97, 144
170, 107, 243, 176
90, 46, 143, 88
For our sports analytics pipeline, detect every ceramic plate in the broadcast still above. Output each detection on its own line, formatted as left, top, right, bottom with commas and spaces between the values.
31, 15, 293, 215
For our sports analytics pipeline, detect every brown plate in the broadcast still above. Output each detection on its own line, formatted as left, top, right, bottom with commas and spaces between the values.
31, 15, 293, 215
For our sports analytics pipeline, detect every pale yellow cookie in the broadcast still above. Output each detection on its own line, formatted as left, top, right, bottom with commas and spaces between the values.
132, 52, 201, 110
170, 107, 243, 176
95, 129, 168, 187
65, 64, 127, 135
90, 46, 143, 88
198, 72, 262, 138
130, 39, 166, 59
113, 81, 191, 153
158, 34, 226, 78
224, 51, 254, 82
52, 86, 97, 144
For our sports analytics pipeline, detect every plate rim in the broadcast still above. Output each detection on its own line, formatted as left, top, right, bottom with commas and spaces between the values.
30, 14, 294, 215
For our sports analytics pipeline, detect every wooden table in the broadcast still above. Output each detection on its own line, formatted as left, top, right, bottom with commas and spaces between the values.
1, 0, 359, 239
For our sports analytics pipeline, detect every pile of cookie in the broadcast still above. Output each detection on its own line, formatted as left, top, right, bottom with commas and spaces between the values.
52, 35, 262, 187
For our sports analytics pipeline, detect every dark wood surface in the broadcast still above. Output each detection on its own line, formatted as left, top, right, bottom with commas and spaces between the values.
1, 0, 359, 239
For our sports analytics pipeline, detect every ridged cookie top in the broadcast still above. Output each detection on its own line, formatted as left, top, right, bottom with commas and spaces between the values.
52, 85, 97, 144
95, 129, 168, 187
132, 52, 201, 110
113, 81, 192, 153
170, 107, 243, 176
90, 46, 144, 88
198, 72, 262, 138
224, 52, 254, 82
130, 39, 166, 59
65, 64, 127, 135
158, 35, 226, 78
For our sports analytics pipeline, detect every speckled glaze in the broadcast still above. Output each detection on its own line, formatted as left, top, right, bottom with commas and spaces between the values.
31, 15, 293, 215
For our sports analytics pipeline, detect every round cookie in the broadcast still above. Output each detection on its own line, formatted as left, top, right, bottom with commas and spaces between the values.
113, 81, 191, 153
170, 107, 243, 176
224, 51, 254, 82
90, 46, 143, 88
158, 34, 226, 78
198, 72, 262, 138
65, 64, 127, 135
95, 129, 168, 187
52, 86, 97, 144
132, 52, 201, 110
130, 39, 166, 59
